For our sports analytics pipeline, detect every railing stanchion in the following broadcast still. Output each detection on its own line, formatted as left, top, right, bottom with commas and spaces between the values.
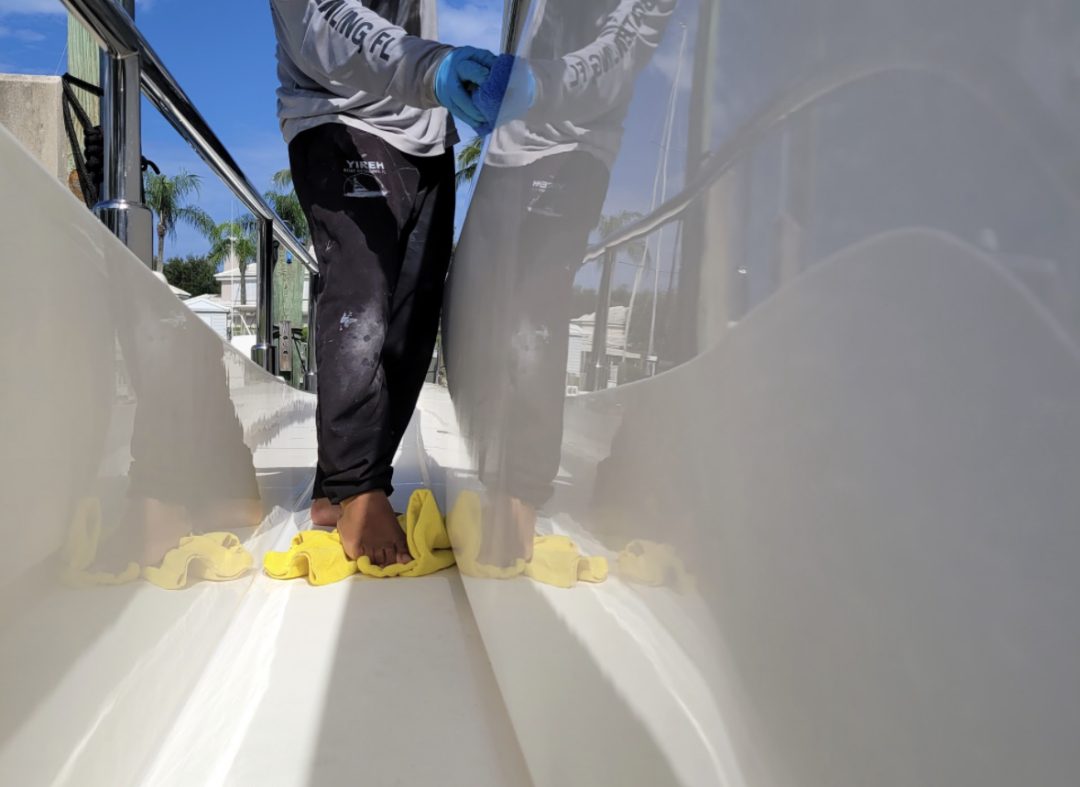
94, 0, 152, 266
586, 248, 615, 391
252, 216, 275, 372
305, 272, 319, 393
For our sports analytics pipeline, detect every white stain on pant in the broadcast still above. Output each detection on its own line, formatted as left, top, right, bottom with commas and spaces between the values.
337, 308, 384, 390
510, 318, 550, 379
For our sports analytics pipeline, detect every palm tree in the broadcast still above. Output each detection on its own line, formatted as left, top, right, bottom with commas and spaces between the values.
265, 168, 309, 243
207, 216, 258, 307
143, 170, 214, 272
596, 210, 644, 246
265, 168, 310, 359
455, 138, 483, 188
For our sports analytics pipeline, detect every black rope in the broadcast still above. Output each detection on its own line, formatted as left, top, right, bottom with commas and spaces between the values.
61, 96, 97, 208
62, 72, 103, 98
59, 73, 162, 210
60, 73, 102, 208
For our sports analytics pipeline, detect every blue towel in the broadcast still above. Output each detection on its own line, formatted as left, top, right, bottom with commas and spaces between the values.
473, 54, 535, 136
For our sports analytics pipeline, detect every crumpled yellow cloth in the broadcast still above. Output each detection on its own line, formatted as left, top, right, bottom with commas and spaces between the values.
263, 529, 357, 586
527, 534, 608, 589
61, 497, 253, 589
616, 539, 694, 591
263, 488, 456, 585
143, 532, 253, 589
447, 491, 608, 589
356, 488, 456, 577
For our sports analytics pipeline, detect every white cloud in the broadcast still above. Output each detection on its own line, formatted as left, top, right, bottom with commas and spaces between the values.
438, 1, 503, 52
0, 23, 46, 41
647, 23, 693, 95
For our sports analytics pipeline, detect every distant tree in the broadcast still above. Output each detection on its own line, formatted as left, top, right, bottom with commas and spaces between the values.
596, 210, 643, 245
265, 168, 310, 243
163, 255, 220, 297
455, 137, 483, 188
207, 217, 258, 306
143, 170, 214, 272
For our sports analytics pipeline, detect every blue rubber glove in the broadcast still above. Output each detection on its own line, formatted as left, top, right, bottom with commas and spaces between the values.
473, 54, 536, 134
434, 46, 497, 133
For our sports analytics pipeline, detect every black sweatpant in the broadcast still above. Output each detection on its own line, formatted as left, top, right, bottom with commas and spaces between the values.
444, 152, 610, 508
289, 124, 455, 503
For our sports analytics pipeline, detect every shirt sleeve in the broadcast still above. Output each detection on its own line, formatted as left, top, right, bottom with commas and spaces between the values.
528, 0, 677, 121
271, 0, 452, 109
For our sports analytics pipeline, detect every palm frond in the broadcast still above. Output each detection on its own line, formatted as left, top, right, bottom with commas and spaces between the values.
271, 168, 293, 189
455, 138, 484, 187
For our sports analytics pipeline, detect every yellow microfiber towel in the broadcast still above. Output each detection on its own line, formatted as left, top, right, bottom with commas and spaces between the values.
263, 489, 455, 584
355, 488, 456, 578
616, 539, 694, 591
142, 532, 254, 590
61, 497, 141, 586
447, 491, 608, 588
61, 497, 252, 589
262, 529, 356, 585
447, 490, 527, 579
526, 534, 609, 589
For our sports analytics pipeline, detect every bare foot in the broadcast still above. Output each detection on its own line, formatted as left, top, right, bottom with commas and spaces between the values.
142, 499, 194, 566
310, 497, 342, 527
337, 491, 410, 566
117, 497, 191, 568
511, 497, 537, 563
479, 494, 536, 567
204, 498, 265, 531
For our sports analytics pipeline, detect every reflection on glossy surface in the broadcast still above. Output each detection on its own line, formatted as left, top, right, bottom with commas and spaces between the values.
0, 122, 318, 781
0, 123, 528, 787
443, 0, 1080, 784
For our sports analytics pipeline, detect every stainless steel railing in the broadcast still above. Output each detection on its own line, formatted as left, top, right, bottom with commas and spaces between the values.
575, 56, 1079, 390
578, 64, 910, 389
60, 0, 318, 388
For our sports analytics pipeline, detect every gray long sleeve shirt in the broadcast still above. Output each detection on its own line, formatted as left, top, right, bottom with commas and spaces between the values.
270, 0, 458, 156
488, 0, 676, 169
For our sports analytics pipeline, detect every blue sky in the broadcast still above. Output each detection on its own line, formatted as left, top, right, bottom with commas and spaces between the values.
1, 0, 698, 295
0, 0, 504, 258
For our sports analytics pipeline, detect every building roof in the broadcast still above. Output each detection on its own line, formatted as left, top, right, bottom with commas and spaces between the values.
214, 261, 258, 281
149, 269, 190, 299
571, 306, 629, 355
183, 294, 231, 313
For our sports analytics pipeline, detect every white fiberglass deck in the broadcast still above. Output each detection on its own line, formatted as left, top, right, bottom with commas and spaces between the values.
0, 124, 529, 786
6, 0, 1080, 780
1, 466, 528, 787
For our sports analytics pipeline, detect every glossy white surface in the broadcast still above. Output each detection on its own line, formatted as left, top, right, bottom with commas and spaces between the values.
6, 0, 1080, 781
0, 124, 529, 786
441, 1, 1080, 785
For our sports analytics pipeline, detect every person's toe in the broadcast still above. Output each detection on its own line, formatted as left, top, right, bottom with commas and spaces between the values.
377, 545, 394, 567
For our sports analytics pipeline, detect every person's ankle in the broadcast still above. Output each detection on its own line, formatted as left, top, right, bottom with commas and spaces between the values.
340, 489, 389, 510
311, 497, 342, 527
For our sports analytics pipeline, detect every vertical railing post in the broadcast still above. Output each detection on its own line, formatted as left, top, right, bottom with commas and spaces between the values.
672, 0, 720, 360
586, 248, 615, 391
252, 216, 275, 372
305, 271, 319, 392
95, 0, 152, 267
